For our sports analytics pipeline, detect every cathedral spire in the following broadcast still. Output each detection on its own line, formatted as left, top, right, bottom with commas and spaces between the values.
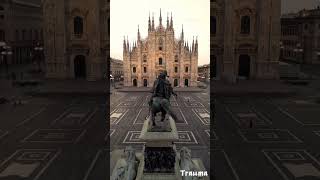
195, 36, 198, 53
192, 36, 195, 52
148, 12, 151, 32
170, 12, 173, 29
167, 12, 169, 29
123, 36, 126, 51
126, 36, 129, 51
159, 8, 162, 26
152, 12, 155, 30
181, 24, 184, 40
137, 25, 141, 41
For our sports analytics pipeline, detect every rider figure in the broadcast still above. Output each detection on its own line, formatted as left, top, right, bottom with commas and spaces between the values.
149, 71, 178, 126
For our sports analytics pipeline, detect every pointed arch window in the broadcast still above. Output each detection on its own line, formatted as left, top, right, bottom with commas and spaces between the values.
159, 58, 163, 65
143, 55, 147, 62
133, 67, 136, 73
159, 38, 163, 51
241, 16, 250, 34
175, 55, 178, 62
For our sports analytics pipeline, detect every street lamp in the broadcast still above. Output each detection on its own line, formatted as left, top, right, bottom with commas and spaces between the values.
34, 42, 44, 72
0, 42, 13, 76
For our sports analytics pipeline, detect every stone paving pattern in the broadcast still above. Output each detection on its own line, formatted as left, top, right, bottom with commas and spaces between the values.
0, 95, 108, 180
214, 96, 320, 180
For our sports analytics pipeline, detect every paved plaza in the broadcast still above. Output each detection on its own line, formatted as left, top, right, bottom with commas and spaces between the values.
0, 94, 108, 180
214, 96, 320, 180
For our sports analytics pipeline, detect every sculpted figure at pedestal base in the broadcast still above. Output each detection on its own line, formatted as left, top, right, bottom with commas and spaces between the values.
111, 146, 139, 180
179, 147, 200, 180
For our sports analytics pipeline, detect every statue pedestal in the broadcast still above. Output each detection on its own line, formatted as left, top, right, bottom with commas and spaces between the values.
139, 117, 179, 145
110, 116, 208, 180
136, 117, 181, 180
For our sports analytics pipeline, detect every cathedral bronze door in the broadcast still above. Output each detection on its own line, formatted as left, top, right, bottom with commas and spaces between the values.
238, 55, 250, 79
133, 79, 137, 86
74, 55, 86, 78
184, 79, 189, 87
174, 79, 178, 87
143, 79, 148, 87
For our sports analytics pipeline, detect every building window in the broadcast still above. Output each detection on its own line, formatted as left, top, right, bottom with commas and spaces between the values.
143, 55, 147, 62
29, 30, 33, 40
0, 30, 4, 41
159, 58, 163, 65
35, 30, 39, 40
40, 29, 43, 40
174, 66, 178, 73
185, 66, 189, 73
0, 5, 4, 19
211, 16, 216, 35
22, 30, 26, 40
159, 38, 163, 51
133, 67, 136, 73
144, 67, 147, 73
241, 16, 250, 34
74, 16, 83, 35
15, 30, 19, 41
175, 55, 178, 62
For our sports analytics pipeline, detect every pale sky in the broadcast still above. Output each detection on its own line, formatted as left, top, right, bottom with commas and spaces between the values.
110, 0, 210, 66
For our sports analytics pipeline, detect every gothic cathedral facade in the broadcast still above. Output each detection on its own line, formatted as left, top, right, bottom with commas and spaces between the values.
211, 0, 280, 82
42, 0, 109, 80
123, 10, 198, 87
